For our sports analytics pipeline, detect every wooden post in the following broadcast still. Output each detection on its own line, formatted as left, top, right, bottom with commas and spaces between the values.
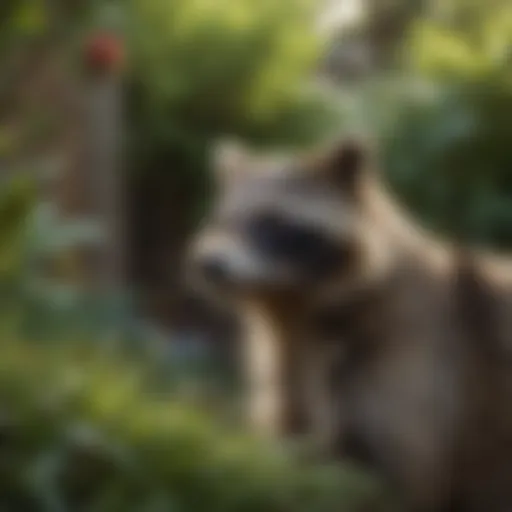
69, 30, 126, 294
84, 71, 124, 292
48, 30, 125, 297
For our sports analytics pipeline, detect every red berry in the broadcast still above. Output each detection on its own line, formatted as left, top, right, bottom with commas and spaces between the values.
84, 32, 124, 74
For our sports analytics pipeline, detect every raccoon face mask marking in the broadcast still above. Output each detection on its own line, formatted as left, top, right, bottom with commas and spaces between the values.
247, 211, 350, 281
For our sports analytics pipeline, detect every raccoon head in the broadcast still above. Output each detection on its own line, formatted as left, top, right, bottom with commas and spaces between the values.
189, 138, 386, 305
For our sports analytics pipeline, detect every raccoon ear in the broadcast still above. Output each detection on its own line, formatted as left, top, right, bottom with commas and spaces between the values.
212, 139, 249, 184
322, 140, 367, 193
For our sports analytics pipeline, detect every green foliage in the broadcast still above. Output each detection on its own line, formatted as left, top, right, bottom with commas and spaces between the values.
382, 81, 512, 247
392, 0, 512, 247
406, 0, 512, 83
125, 0, 336, 147
0, 0, 47, 54
340, 75, 512, 248
339, 0, 512, 249
0, 177, 129, 341
0, 339, 395, 512
0, 176, 36, 283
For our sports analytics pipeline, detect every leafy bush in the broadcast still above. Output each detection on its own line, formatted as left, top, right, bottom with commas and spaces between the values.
0, 339, 395, 512
125, 0, 337, 148
406, 0, 512, 83
337, 0, 512, 249
381, 80, 512, 248
0, 176, 121, 341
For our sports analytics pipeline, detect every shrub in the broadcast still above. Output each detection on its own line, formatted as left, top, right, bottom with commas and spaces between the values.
337, 0, 512, 250
0, 339, 396, 512
125, 0, 336, 148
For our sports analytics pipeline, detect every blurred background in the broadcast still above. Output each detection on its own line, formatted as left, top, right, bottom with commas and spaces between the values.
0, 0, 511, 510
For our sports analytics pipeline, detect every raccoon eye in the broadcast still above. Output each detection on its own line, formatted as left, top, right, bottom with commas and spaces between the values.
248, 213, 342, 277
249, 213, 313, 255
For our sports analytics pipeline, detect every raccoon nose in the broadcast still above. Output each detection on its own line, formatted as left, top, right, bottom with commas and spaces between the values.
199, 257, 230, 285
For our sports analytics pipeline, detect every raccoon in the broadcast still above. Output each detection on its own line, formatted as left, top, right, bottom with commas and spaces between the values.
189, 138, 512, 512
